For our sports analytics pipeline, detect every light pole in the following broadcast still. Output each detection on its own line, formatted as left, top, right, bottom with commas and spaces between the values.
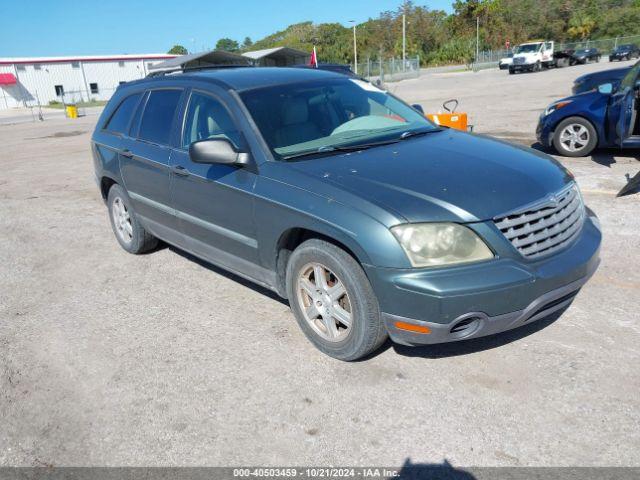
349, 20, 358, 74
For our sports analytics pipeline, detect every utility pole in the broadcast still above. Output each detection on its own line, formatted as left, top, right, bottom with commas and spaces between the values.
475, 16, 480, 72
402, 13, 406, 72
354, 25, 358, 74
350, 20, 358, 74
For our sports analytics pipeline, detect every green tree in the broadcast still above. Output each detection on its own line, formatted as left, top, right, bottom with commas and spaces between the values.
167, 45, 187, 55
216, 38, 240, 52
568, 13, 597, 40
242, 0, 640, 66
242, 37, 253, 50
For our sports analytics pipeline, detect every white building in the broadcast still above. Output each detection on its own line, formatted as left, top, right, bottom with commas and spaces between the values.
243, 47, 309, 67
0, 53, 176, 110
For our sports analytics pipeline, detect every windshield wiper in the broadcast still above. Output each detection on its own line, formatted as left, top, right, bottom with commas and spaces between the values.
281, 138, 401, 161
281, 129, 443, 161
323, 138, 402, 152
399, 128, 443, 140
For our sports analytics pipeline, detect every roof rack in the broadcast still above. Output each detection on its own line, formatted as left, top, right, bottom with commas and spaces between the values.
146, 64, 253, 78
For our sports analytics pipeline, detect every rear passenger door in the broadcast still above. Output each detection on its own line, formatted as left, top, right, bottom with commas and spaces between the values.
120, 88, 184, 234
169, 89, 262, 280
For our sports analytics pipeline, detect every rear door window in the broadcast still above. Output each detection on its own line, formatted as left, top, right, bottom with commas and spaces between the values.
138, 89, 182, 145
104, 93, 142, 134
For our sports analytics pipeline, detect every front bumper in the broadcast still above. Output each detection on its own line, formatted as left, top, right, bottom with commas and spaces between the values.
510, 63, 535, 72
536, 114, 554, 147
365, 215, 601, 346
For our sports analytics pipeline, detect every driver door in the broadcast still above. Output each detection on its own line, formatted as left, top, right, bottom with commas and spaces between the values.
169, 88, 263, 281
609, 63, 639, 146
543, 42, 554, 63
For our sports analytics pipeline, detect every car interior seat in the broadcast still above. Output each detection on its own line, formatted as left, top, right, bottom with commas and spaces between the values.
275, 97, 322, 147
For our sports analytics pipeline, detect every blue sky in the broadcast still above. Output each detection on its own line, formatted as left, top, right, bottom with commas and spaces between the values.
0, 0, 453, 57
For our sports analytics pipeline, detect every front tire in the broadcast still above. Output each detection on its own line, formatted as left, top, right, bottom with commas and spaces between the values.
552, 117, 598, 157
107, 184, 158, 254
286, 239, 387, 361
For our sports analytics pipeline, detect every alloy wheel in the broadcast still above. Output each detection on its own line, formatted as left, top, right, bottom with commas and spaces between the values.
559, 124, 590, 153
296, 262, 353, 342
112, 196, 133, 244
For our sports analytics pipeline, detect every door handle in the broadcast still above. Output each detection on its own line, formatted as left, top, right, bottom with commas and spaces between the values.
120, 149, 133, 158
172, 165, 190, 176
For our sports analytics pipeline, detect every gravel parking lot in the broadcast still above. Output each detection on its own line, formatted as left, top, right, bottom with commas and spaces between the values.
1, 60, 639, 467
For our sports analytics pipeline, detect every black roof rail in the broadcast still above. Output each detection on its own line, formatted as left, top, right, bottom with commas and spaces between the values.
146, 64, 253, 78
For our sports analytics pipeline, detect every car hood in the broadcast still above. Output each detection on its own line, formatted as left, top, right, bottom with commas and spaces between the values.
287, 130, 572, 224
559, 89, 605, 103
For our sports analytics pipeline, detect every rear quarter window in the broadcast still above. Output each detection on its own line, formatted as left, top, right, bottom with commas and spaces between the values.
104, 93, 142, 135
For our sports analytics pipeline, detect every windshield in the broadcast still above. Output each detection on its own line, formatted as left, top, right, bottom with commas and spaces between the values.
240, 77, 437, 160
575, 49, 589, 55
615, 45, 633, 52
515, 43, 541, 54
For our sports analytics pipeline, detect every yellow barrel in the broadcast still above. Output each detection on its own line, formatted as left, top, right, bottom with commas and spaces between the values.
66, 104, 78, 119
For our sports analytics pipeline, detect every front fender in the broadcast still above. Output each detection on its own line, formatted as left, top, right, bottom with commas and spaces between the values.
253, 175, 412, 271
545, 93, 609, 146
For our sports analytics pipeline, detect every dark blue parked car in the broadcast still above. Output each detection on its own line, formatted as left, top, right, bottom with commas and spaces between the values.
609, 44, 640, 62
538, 60, 640, 156
92, 67, 601, 360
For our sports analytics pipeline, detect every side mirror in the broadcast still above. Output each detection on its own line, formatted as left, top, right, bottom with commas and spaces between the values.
412, 104, 425, 114
598, 83, 613, 95
189, 138, 250, 166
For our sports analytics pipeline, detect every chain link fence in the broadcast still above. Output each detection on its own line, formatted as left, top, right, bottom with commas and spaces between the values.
472, 34, 640, 70
54, 88, 114, 117
473, 49, 512, 70
356, 56, 421, 83
557, 34, 640, 53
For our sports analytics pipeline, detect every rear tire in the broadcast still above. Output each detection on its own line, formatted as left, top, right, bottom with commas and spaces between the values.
552, 117, 598, 157
107, 184, 158, 254
286, 239, 387, 361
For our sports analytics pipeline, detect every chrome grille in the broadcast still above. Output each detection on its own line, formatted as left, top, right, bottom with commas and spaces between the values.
494, 184, 585, 259
513, 57, 526, 65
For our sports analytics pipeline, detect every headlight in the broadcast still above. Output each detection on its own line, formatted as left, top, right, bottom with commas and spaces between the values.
391, 223, 494, 268
544, 100, 572, 116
